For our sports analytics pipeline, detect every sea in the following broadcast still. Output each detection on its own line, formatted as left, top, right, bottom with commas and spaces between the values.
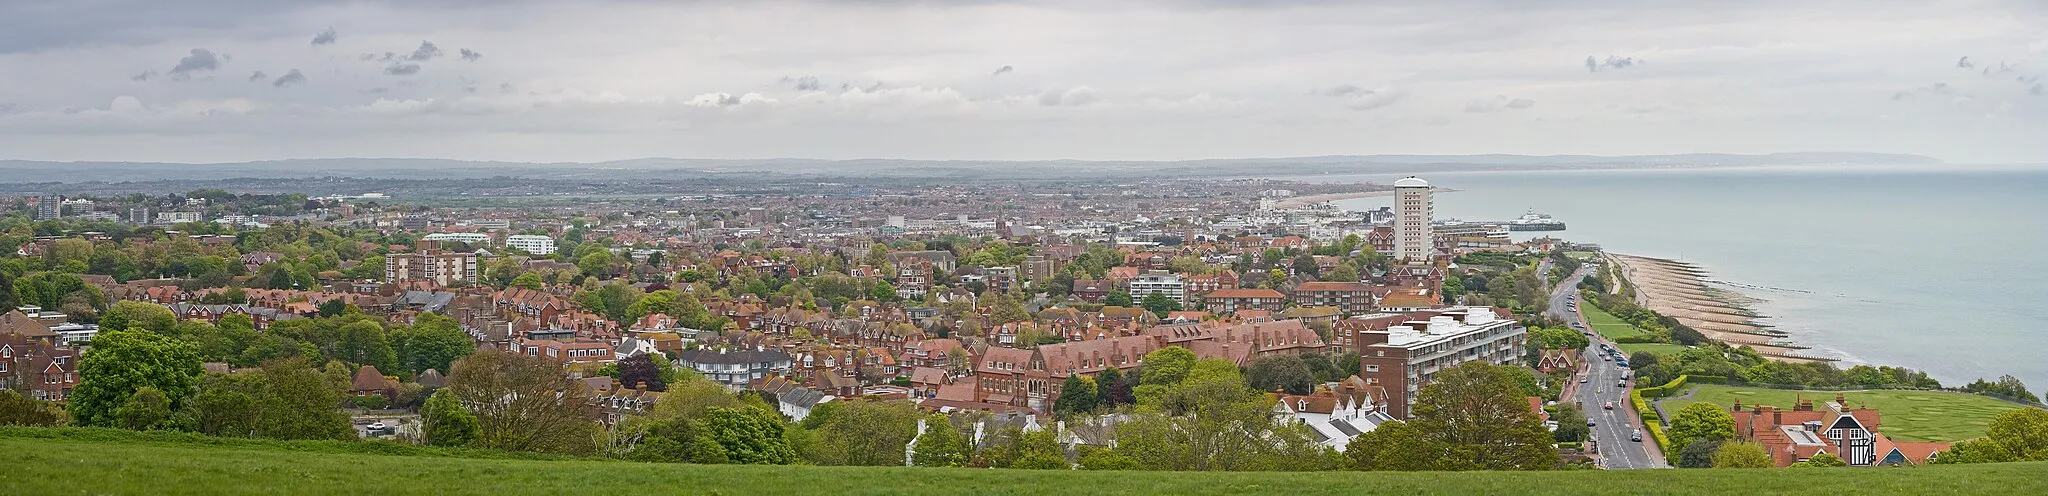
1313, 164, 2048, 390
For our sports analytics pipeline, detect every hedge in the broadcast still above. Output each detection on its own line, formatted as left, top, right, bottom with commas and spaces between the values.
1636, 375, 1690, 400
1642, 420, 1674, 465
1687, 375, 1727, 385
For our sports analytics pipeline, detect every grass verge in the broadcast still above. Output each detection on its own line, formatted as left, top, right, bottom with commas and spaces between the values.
4, 427, 2048, 495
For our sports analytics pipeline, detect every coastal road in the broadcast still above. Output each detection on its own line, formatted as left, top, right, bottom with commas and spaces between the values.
1551, 265, 1669, 470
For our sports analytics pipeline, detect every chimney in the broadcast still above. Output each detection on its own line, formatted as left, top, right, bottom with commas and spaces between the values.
635, 381, 647, 392
1835, 392, 1846, 406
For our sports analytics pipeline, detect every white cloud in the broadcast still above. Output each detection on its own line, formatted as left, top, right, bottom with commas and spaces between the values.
0, 0, 2044, 162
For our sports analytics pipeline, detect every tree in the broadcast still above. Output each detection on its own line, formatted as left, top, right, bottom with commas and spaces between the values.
1677, 438, 1724, 468
1628, 351, 1661, 371
116, 386, 174, 430
617, 353, 670, 392
912, 414, 969, 467
1324, 263, 1360, 283
335, 320, 397, 372
1345, 420, 1447, 471
578, 250, 615, 278
1140, 291, 1181, 318
0, 390, 67, 427
1103, 290, 1133, 308
701, 406, 797, 464
1246, 355, 1314, 394
809, 399, 921, 466
105, 300, 177, 334
69, 329, 203, 427
1667, 402, 1736, 450
1052, 375, 1099, 418
1550, 404, 1589, 443
1790, 451, 1846, 467
1712, 441, 1774, 468
255, 358, 354, 440
398, 313, 472, 376
446, 351, 598, 454
510, 272, 544, 290
1138, 347, 1197, 386
1009, 427, 1068, 469
1398, 361, 1557, 470
1096, 367, 1129, 408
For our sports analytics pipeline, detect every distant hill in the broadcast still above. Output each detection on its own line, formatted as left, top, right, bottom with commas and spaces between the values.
4, 426, 2044, 496
0, 152, 1945, 183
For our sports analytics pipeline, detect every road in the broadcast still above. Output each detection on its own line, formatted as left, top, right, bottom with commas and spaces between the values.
1549, 264, 1669, 470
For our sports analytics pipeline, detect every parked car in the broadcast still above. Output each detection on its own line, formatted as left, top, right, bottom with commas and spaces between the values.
1630, 430, 1643, 442
1587, 419, 1597, 427
1580, 377, 1589, 383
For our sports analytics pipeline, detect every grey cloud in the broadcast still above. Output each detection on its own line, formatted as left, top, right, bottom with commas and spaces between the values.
168, 48, 223, 78
1956, 56, 1973, 69
1891, 82, 1956, 100
312, 28, 337, 46
459, 48, 482, 61
385, 63, 421, 75
130, 70, 156, 82
407, 41, 442, 61
1035, 86, 1099, 106
1465, 95, 1535, 113
362, 87, 389, 94
993, 65, 1013, 76
1585, 55, 1639, 72
2032, 83, 2044, 96
360, 52, 396, 62
248, 71, 267, 82
499, 82, 515, 93
272, 69, 305, 87
783, 76, 821, 91
1312, 84, 1404, 111
1312, 84, 1370, 98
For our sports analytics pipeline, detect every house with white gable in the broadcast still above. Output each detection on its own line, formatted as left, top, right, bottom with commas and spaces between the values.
1272, 376, 1397, 451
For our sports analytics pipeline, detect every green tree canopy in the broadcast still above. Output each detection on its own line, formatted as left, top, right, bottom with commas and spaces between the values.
1667, 402, 1737, 449
1712, 441, 1774, 468
1246, 355, 1314, 395
69, 328, 203, 427
912, 414, 969, 467
1052, 375, 1099, 418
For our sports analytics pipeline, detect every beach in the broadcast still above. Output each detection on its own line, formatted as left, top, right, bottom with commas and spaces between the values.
1606, 253, 1822, 363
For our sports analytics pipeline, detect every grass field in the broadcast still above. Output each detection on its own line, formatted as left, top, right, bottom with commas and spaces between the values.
1581, 305, 1648, 341
1659, 385, 2035, 442
1616, 343, 1690, 357
2, 428, 2046, 495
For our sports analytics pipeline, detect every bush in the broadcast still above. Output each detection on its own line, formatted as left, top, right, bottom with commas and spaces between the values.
0, 426, 588, 461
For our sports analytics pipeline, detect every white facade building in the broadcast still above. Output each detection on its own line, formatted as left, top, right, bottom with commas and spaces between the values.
1392, 176, 1433, 261
506, 234, 556, 255
422, 232, 493, 244
1128, 272, 1186, 303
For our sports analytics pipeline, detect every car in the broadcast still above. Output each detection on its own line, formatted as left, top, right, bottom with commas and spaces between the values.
1616, 361, 1629, 368
1620, 373, 1630, 380
367, 422, 388, 430
1617, 381, 1627, 388
1601, 355, 1610, 361
1587, 420, 1597, 427
1580, 377, 1589, 383
1630, 430, 1643, 442
1603, 401, 1614, 410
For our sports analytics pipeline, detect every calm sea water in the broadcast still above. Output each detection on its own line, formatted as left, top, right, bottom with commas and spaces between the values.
1319, 164, 2048, 389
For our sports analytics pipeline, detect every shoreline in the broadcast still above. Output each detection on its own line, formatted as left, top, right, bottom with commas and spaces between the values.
1605, 252, 1828, 363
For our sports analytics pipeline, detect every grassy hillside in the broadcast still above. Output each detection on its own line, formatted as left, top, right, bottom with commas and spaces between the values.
1660, 385, 2032, 442
3, 428, 2046, 495
1582, 305, 1649, 341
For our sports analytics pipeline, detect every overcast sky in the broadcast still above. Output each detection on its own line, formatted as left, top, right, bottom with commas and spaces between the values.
2, 0, 2044, 163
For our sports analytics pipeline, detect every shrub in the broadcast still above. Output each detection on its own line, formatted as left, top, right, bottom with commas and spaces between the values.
350, 394, 392, 410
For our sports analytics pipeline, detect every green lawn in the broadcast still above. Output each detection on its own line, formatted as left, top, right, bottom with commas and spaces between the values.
1660, 385, 2035, 442
1580, 305, 1647, 340
3, 430, 2046, 495
1615, 343, 1689, 358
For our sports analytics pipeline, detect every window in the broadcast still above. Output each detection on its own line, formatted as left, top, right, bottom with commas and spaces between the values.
1365, 365, 1380, 373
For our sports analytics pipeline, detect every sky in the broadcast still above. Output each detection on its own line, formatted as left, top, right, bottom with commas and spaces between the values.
1, 0, 2045, 164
